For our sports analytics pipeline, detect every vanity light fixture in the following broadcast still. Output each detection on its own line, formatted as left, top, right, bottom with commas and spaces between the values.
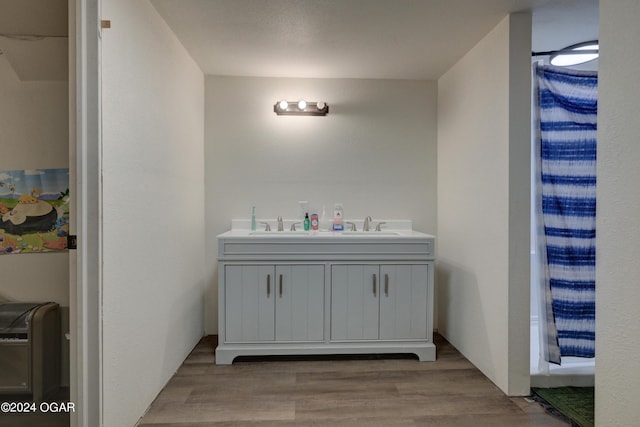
274, 100, 329, 116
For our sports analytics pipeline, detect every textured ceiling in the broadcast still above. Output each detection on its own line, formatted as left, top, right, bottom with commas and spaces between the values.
0, 0, 598, 81
150, 0, 599, 80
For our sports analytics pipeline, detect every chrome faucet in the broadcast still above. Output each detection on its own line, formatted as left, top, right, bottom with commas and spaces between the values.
363, 216, 372, 232
277, 216, 284, 231
346, 221, 357, 231
375, 221, 387, 231
259, 221, 271, 231
290, 222, 301, 231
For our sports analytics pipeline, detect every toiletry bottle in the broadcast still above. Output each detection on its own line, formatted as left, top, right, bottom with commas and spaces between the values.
304, 213, 310, 231
251, 206, 257, 231
310, 213, 319, 231
319, 205, 326, 231
332, 203, 344, 231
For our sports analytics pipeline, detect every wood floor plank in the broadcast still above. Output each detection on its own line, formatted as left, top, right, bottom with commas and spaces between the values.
138, 401, 295, 424
137, 419, 417, 427
293, 394, 522, 421
136, 334, 569, 426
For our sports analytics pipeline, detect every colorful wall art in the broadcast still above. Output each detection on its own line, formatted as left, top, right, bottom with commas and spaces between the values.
0, 168, 70, 254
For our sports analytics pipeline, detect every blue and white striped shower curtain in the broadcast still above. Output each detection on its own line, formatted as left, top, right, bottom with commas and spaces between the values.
535, 65, 597, 363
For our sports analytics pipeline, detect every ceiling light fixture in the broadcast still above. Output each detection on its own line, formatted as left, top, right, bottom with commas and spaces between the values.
550, 41, 599, 66
274, 100, 329, 116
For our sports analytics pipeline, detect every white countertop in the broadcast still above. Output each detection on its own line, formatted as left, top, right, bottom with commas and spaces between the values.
217, 219, 435, 240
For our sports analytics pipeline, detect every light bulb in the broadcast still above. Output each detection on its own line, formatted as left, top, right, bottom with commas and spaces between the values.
317, 101, 326, 110
297, 100, 307, 110
279, 100, 288, 110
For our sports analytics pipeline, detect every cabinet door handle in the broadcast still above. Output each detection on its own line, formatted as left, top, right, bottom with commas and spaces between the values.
385, 273, 389, 297
267, 274, 271, 298
279, 274, 283, 298
372, 274, 377, 296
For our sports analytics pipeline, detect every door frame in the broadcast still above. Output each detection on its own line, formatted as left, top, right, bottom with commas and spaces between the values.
70, 0, 101, 425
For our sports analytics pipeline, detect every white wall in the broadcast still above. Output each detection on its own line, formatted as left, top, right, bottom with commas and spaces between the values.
205, 76, 437, 333
596, 1, 640, 425
101, 1, 205, 426
0, 57, 69, 304
436, 13, 531, 395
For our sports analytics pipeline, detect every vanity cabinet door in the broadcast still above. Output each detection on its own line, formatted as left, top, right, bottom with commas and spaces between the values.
224, 265, 275, 342
379, 264, 429, 340
331, 264, 380, 340
275, 265, 325, 341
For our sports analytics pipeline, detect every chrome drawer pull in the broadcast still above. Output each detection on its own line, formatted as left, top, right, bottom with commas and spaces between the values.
385, 273, 389, 297
267, 274, 271, 297
373, 274, 377, 296
279, 274, 283, 298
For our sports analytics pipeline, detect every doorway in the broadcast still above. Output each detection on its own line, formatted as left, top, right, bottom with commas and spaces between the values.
0, 1, 71, 425
530, 58, 597, 388
0, 1, 102, 426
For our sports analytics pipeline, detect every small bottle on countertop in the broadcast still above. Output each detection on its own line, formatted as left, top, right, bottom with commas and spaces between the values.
332, 203, 344, 231
304, 213, 310, 231
251, 206, 257, 231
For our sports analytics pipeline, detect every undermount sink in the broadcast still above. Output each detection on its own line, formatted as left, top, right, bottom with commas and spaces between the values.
249, 231, 305, 235
248, 230, 400, 236
343, 231, 400, 236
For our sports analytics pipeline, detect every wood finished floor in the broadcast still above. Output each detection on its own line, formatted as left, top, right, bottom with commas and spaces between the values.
137, 334, 569, 427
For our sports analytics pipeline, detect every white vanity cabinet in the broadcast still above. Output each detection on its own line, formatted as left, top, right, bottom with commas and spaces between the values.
331, 264, 429, 341
224, 264, 324, 343
216, 228, 435, 364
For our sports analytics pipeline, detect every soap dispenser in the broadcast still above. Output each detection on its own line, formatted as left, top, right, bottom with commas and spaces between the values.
304, 213, 310, 231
